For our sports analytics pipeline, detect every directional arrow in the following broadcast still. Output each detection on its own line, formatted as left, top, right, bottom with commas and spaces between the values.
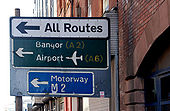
16, 22, 40, 34
16, 48, 33, 58
31, 78, 48, 88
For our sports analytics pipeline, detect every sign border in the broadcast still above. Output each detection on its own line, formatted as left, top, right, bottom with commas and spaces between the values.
27, 71, 95, 96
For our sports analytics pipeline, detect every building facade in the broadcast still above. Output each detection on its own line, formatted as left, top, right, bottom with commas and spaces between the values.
32, 0, 113, 111
32, 0, 170, 111
118, 0, 170, 110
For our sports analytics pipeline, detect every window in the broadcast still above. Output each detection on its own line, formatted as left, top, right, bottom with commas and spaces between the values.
161, 76, 170, 101
39, 0, 43, 17
60, 97, 64, 111
50, 0, 54, 17
37, 0, 40, 16
53, 0, 57, 17
42, 0, 46, 17
51, 98, 56, 111
103, 0, 109, 13
45, 0, 48, 17
161, 76, 170, 111
145, 71, 170, 111
145, 78, 157, 103
88, 0, 91, 17
33, 0, 36, 16
46, 0, 51, 17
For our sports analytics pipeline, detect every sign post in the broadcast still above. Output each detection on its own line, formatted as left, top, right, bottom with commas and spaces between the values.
10, 17, 111, 97
14, 8, 22, 111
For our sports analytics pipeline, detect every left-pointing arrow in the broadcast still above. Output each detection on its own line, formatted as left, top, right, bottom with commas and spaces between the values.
16, 22, 40, 34
16, 48, 33, 58
31, 78, 49, 88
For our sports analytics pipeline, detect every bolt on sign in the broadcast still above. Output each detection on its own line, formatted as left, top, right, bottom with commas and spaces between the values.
10, 17, 111, 97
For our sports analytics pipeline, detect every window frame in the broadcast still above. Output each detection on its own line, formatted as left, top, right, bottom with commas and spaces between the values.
145, 68, 170, 111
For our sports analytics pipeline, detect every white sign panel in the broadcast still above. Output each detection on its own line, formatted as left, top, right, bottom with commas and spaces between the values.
10, 17, 109, 38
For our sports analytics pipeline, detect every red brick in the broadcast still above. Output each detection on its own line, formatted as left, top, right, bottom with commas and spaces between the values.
125, 77, 144, 92
124, 91, 145, 105
109, 0, 117, 10
91, 0, 103, 17
145, 21, 153, 47
79, 0, 88, 17
118, 0, 166, 110
168, 0, 170, 24
126, 104, 145, 111
159, 0, 169, 33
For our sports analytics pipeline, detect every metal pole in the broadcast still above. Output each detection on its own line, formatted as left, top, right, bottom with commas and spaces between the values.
15, 8, 20, 17
77, 97, 83, 111
15, 8, 22, 111
115, 53, 120, 111
49, 100, 52, 111
15, 96, 22, 111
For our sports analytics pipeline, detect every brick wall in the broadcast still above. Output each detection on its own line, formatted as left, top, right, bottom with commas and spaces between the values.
91, 0, 103, 17
57, 0, 88, 17
79, 0, 88, 17
118, 0, 166, 110
57, 0, 64, 17
57, 0, 117, 17
109, 0, 117, 10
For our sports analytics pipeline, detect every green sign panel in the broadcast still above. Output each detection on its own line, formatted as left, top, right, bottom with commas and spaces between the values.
12, 38, 108, 69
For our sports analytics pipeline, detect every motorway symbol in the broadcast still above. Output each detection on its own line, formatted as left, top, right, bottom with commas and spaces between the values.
66, 51, 83, 65
16, 22, 40, 34
16, 48, 33, 57
27, 71, 94, 96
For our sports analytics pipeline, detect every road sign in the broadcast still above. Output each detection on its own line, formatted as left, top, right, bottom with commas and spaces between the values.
12, 38, 108, 69
10, 17, 109, 38
27, 71, 94, 96
10, 17, 111, 97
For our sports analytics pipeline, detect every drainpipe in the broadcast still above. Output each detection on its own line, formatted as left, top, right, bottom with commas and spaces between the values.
114, 7, 120, 111
115, 46, 120, 111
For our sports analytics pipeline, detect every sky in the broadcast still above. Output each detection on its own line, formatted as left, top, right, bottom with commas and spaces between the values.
0, 0, 34, 110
